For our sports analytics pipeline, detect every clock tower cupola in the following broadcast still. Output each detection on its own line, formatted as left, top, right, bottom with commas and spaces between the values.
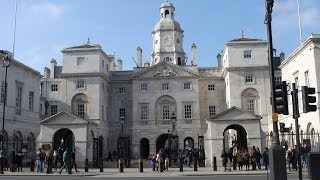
151, 0, 185, 66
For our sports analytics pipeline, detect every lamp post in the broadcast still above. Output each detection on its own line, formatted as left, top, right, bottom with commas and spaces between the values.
1, 52, 10, 174
170, 112, 176, 135
169, 112, 177, 165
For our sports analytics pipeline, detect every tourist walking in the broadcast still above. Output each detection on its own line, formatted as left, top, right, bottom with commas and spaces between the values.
36, 148, 44, 173
59, 148, 70, 174
70, 149, 79, 172
262, 147, 269, 170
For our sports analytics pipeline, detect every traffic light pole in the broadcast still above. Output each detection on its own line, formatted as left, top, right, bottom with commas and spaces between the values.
265, 1, 287, 180
291, 83, 303, 180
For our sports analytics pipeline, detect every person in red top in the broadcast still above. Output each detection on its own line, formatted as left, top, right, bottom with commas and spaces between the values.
250, 146, 257, 170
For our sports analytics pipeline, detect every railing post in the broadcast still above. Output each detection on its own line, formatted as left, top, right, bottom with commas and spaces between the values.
85, 158, 89, 172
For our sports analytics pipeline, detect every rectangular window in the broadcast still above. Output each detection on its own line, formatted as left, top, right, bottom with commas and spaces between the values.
29, 91, 34, 111
162, 105, 170, 120
247, 99, 255, 113
77, 104, 85, 118
208, 84, 215, 91
184, 82, 191, 90
51, 84, 58, 92
274, 76, 282, 84
1, 81, 4, 104
162, 83, 169, 90
140, 105, 148, 120
244, 50, 252, 59
305, 70, 309, 86
102, 59, 104, 68
245, 75, 254, 83
16, 86, 22, 112
101, 105, 104, 120
209, 106, 216, 117
106, 64, 109, 72
51, 105, 58, 116
119, 87, 125, 93
77, 57, 85, 65
76, 80, 85, 89
140, 84, 148, 91
119, 108, 126, 118
184, 105, 192, 119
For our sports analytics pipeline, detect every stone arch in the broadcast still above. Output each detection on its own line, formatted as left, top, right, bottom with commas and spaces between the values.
223, 124, 247, 151
241, 88, 260, 114
27, 132, 36, 157
155, 95, 177, 123
156, 134, 169, 154
52, 128, 75, 154
183, 137, 194, 150
71, 93, 88, 119
0, 130, 9, 154
140, 138, 150, 159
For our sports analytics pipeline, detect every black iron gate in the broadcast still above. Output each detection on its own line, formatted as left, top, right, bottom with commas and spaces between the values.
117, 136, 130, 167
198, 135, 205, 167
92, 136, 103, 168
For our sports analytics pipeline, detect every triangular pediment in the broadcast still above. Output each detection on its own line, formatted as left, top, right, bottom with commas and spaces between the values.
132, 61, 199, 79
209, 106, 261, 121
40, 111, 89, 125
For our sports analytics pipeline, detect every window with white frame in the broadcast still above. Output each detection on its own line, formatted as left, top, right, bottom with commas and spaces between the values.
184, 105, 192, 119
119, 87, 125, 93
16, 86, 22, 112
29, 91, 34, 111
51, 105, 58, 116
77, 104, 85, 118
184, 82, 191, 90
77, 57, 85, 65
51, 84, 58, 92
76, 80, 85, 89
208, 84, 215, 91
119, 108, 126, 118
0, 81, 4, 104
245, 75, 254, 84
247, 99, 255, 113
305, 70, 309, 86
162, 105, 170, 120
140, 105, 148, 120
162, 83, 169, 90
140, 84, 148, 92
209, 106, 216, 117
244, 50, 252, 59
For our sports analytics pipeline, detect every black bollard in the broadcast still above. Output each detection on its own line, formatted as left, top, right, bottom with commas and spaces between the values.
85, 158, 89, 172
138, 158, 143, 172
30, 159, 35, 172
179, 157, 183, 172
100, 158, 104, 172
213, 157, 217, 171
159, 158, 164, 172
119, 159, 124, 173
233, 156, 237, 170
194, 157, 198, 171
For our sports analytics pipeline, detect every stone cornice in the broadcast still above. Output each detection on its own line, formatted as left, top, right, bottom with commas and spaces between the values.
60, 72, 111, 81
133, 75, 199, 81
225, 66, 269, 72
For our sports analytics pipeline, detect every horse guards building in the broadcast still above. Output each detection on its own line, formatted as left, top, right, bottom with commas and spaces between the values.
1, 1, 320, 167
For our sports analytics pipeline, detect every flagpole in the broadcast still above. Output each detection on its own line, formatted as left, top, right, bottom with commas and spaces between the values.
297, 0, 303, 44
12, 0, 18, 57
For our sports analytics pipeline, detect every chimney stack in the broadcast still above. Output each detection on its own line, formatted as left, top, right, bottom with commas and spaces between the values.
117, 58, 123, 71
191, 43, 197, 65
44, 67, 50, 78
217, 53, 222, 67
50, 59, 57, 78
137, 47, 142, 67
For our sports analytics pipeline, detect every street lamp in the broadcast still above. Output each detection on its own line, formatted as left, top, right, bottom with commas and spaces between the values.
170, 111, 176, 135
1, 51, 11, 174
119, 116, 125, 137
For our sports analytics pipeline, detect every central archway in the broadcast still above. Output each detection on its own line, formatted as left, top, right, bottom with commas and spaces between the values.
156, 134, 168, 154
52, 128, 75, 151
223, 124, 247, 152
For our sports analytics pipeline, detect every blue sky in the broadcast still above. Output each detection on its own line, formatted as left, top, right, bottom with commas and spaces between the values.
1, 0, 319, 73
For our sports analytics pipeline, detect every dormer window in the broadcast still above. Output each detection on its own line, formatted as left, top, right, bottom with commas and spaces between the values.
164, 57, 172, 61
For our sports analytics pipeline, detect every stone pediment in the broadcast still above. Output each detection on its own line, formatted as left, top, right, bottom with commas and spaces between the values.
208, 106, 261, 121
40, 111, 89, 125
132, 61, 199, 79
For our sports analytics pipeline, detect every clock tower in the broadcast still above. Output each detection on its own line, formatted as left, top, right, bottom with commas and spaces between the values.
151, 0, 185, 66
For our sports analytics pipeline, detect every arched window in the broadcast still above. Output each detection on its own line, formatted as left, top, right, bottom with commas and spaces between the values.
165, 10, 169, 18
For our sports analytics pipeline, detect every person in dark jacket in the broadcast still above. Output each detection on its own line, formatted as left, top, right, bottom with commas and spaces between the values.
262, 147, 269, 170
70, 149, 79, 172
16, 152, 23, 172
46, 150, 53, 174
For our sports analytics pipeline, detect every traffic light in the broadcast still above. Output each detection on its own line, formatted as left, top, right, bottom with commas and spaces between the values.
279, 122, 285, 133
301, 86, 317, 113
274, 81, 289, 115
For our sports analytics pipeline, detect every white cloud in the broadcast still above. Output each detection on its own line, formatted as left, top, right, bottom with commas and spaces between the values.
28, 1, 64, 19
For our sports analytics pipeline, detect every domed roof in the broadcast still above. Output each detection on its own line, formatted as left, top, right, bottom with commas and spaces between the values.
161, 0, 173, 8
153, 19, 182, 32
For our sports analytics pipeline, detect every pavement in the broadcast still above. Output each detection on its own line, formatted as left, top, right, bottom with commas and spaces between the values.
0, 166, 308, 177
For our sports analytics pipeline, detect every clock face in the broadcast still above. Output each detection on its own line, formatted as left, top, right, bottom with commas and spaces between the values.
163, 35, 173, 47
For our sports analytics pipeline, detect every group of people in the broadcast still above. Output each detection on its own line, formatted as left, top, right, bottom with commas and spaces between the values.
35, 145, 79, 174
150, 149, 170, 172
287, 144, 311, 171
2, 151, 24, 172
221, 145, 269, 172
